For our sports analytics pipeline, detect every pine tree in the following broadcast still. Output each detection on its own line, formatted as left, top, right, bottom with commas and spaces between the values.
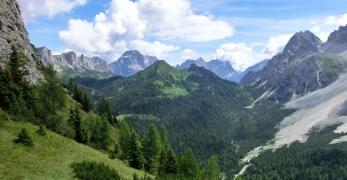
143, 124, 162, 174
178, 148, 200, 179
36, 124, 47, 136
128, 131, 144, 170
119, 122, 133, 160
90, 117, 111, 150
69, 108, 84, 143
8, 48, 28, 86
14, 128, 33, 146
158, 147, 178, 176
37, 65, 66, 119
202, 155, 221, 180
159, 125, 170, 148
97, 97, 113, 124
82, 94, 93, 112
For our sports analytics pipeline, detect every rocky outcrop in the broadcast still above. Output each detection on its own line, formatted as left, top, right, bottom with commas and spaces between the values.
36, 47, 108, 73
108, 50, 158, 77
242, 31, 347, 102
0, 0, 43, 84
177, 58, 240, 82
321, 25, 347, 55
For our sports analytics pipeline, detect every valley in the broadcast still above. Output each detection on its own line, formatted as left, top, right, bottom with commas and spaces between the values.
2, 0, 347, 179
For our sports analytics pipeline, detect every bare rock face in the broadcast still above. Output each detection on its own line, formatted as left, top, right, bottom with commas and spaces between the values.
36, 47, 109, 73
242, 31, 347, 102
0, 0, 43, 84
108, 50, 158, 77
321, 25, 347, 55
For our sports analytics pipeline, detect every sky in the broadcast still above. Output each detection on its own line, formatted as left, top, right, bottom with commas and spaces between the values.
18, 0, 347, 71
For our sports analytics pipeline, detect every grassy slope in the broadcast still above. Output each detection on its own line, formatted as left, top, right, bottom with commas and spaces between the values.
0, 121, 148, 180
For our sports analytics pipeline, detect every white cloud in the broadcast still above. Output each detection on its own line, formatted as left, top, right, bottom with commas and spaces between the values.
138, 0, 234, 41
216, 43, 257, 71
181, 49, 198, 60
59, 0, 233, 62
216, 34, 292, 71
310, 13, 347, 41
261, 34, 292, 57
128, 40, 180, 59
18, 0, 87, 22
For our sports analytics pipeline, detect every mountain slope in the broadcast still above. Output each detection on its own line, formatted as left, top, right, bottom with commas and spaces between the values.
0, 121, 148, 179
109, 50, 158, 77
0, 0, 43, 84
75, 61, 294, 175
177, 58, 240, 82
242, 31, 347, 102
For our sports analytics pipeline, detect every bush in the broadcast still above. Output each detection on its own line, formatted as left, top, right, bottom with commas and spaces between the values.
71, 161, 122, 180
0, 108, 9, 127
14, 128, 33, 146
36, 124, 47, 136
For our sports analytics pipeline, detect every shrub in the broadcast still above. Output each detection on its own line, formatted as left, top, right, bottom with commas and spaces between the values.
71, 161, 122, 180
36, 124, 47, 136
0, 109, 9, 127
14, 128, 33, 146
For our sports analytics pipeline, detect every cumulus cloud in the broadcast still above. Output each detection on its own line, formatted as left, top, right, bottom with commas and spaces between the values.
59, 0, 233, 61
261, 34, 292, 57
18, 0, 87, 22
310, 13, 347, 41
181, 49, 198, 60
216, 34, 292, 71
138, 0, 234, 41
128, 40, 180, 59
216, 43, 257, 71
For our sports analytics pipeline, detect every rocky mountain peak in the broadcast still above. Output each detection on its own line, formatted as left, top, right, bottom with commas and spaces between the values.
327, 25, 347, 44
282, 31, 322, 57
36, 47, 109, 73
109, 50, 159, 77
0, 0, 43, 84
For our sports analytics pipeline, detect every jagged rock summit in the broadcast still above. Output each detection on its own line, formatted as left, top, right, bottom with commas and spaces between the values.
108, 50, 158, 77
242, 30, 347, 102
177, 58, 240, 82
0, 0, 43, 83
36, 47, 109, 73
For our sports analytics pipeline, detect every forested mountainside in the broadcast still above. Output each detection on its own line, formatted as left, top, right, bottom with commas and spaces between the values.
74, 60, 294, 176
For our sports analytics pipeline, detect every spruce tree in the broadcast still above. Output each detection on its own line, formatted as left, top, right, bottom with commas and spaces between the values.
96, 97, 113, 124
158, 148, 178, 176
202, 155, 221, 180
36, 124, 47, 136
69, 108, 84, 143
82, 94, 93, 112
143, 124, 162, 174
178, 148, 200, 179
14, 128, 33, 146
128, 131, 144, 170
37, 65, 66, 119
159, 125, 170, 148
119, 122, 133, 160
8, 48, 28, 86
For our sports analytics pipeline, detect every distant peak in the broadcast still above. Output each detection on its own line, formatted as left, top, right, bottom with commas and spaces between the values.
122, 50, 142, 57
282, 30, 322, 57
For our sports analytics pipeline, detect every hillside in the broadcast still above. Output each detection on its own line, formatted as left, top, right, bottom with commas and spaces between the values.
75, 61, 294, 175
0, 121, 148, 179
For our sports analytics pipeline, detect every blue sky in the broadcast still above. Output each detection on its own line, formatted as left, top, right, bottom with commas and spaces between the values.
19, 0, 347, 71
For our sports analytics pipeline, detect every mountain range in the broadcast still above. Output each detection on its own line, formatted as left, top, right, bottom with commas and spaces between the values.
3, 0, 347, 178
36, 48, 268, 83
